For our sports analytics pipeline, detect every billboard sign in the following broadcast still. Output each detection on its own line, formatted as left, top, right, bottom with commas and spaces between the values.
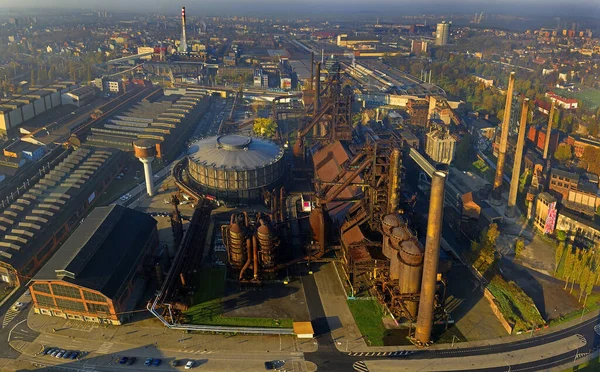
544, 201, 557, 234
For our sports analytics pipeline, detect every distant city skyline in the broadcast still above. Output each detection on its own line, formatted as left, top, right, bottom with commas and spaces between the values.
0, 0, 599, 19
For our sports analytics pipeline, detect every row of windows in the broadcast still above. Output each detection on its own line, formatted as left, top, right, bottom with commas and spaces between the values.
83, 290, 107, 303
36, 294, 111, 315
32, 283, 51, 294
51, 284, 82, 299
55, 298, 86, 312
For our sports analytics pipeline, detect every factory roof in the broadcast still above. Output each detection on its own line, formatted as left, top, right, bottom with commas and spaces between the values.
0, 147, 121, 271
188, 135, 284, 170
33, 204, 157, 299
66, 85, 96, 98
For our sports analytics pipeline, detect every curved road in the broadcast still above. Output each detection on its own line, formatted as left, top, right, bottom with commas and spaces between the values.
300, 263, 600, 371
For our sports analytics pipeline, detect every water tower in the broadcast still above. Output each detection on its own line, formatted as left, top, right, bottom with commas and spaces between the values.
133, 139, 157, 197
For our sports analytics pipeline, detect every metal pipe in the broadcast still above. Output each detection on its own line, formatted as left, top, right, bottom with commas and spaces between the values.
314, 62, 321, 116
387, 148, 401, 213
139, 157, 155, 196
415, 171, 447, 345
239, 237, 252, 280
492, 72, 515, 202
506, 98, 529, 218
272, 189, 278, 223
310, 52, 314, 91
324, 158, 371, 204
280, 187, 286, 223
543, 101, 556, 160
252, 235, 259, 280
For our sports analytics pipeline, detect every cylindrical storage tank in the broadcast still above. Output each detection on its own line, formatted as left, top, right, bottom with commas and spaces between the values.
398, 239, 425, 318
133, 139, 157, 159
257, 224, 276, 269
381, 214, 401, 259
389, 226, 411, 280
186, 135, 285, 204
228, 223, 247, 269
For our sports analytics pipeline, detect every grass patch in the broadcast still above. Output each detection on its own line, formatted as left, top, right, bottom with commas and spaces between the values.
555, 87, 600, 110
184, 268, 292, 328
487, 274, 545, 333
347, 299, 387, 346
565, 354, 600, 371
471, 159, 495, 183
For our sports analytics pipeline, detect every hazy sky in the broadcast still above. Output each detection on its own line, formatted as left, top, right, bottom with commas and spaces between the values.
0, 0, 599, 19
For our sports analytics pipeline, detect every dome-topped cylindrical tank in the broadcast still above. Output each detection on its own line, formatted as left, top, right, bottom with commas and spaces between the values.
381, 214, 403, 259
133, 139, 157, 159
186, 134, 285, 204
398, 239, 424, 318
389, 226, 412, 280
257, 222, 276, 269
228, 221, 247, 270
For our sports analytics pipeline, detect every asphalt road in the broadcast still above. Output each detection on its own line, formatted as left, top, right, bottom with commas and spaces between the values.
0, 288, 40, 359
298, 260, 600, 371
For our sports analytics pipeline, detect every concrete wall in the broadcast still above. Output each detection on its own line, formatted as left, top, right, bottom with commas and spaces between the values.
50, 92, 61, 107
34, 98, 46, 115
8, 109, 23, 129
21, 103, 34, 121
483, 288, 514, 334
0, 112, 10, 132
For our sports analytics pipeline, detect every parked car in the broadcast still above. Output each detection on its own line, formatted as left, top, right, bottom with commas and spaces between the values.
185, 360, 194, 369
127, 356, 136, 365
144, 358, 153, 366
119, 356, 128, 364
62, 351, 72, 359
43, 348, 54, 355
152, 358, 162, 366
70, 351, 79, 360
56, 350, 66, 358
171, 359, 180, 367
50, 349, 60, 357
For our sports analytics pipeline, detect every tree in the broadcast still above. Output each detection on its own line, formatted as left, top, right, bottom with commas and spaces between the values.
454, 133, 472, 170
571, 248, 583, 294
252, 118, 277, 138
584, 267, 596, 306
563, 246, 575, 289
579, 266, 590, 302
553, 144, 572, 162
555, 230, 567, 242
555, 242, 565, 275
515, 238, 525, 258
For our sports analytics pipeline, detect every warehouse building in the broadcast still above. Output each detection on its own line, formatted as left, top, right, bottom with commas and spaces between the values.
29, 204, 158, 325
85, 89, 209, 161
0, 147, 125, 286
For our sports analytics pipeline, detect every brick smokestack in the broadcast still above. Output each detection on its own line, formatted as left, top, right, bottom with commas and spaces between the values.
491, 71, 515, 205
506, 98, 529, 218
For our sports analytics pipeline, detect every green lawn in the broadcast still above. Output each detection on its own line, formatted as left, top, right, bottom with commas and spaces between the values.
347, 299, 388, 346
550, 290, 600, 326
564, 354, 600, 371
184, 268, 293, 328
487, 275, 545, 333
554, 87, 600, 110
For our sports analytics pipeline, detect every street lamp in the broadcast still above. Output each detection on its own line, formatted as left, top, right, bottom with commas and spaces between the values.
504, 361, 511, 372
451, 335, 460, 348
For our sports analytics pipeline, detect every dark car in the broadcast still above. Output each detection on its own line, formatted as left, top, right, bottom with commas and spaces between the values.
171, 359, 180, 367
70, 351, 79, 360
152, 358, 162, 366
119, 356, 128, 364
144, 358, 153, 366
44, 348, 55, 355
62, 351, 72, 359
127, 356, 136, 365
265, 361, 275, 370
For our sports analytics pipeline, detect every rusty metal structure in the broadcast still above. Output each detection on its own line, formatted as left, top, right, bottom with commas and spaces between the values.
221, 211, 282, 282
506, 98, 529, 218
491, 72, 515, 204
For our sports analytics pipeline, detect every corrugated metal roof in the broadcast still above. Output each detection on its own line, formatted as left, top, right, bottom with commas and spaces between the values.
188, 135, 284, 170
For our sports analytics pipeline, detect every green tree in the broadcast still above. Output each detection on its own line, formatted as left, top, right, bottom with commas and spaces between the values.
252, 118, 277, 138
584, 267, 596, 306
571, 248, 583, 294
554, 144, 572, 162
454, 133, 472, 170
556, 230, 567, 242
555, 242, 565, 275
563, 246, 575, 289
579, 266, 590, 302
514, 238, 525, 258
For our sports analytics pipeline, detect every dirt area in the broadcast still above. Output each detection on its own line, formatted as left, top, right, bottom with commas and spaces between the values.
222, 278, 311, 321
499, 260, 580, 321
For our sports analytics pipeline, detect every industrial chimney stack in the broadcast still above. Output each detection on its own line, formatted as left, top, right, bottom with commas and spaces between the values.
133, 139, 157, 197
491, 72, 516, 205
180, 6, 188, 53
506, 98, 529, 218
414, 171, 447, 345
543, 101, 556, 160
